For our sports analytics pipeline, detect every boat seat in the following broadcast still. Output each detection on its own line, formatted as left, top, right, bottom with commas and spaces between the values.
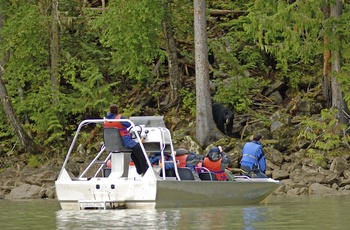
159, 168, 195, 180
199, 172, 217, 181
160, 169, 176, 177
103, 128, 132, 152
177, 167, 195, 180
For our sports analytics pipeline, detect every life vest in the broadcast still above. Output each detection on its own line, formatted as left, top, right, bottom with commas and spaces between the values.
104, 114, 129, 136
175, 154, 188, 167
240, 142, 262, 169
203, 157, 228, 181
107, 159, 135, 168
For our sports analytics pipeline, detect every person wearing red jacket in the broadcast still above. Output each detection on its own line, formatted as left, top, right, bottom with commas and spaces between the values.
104, 104, 147, 176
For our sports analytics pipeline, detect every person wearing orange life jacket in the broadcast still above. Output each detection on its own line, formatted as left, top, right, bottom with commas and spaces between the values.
104, 104, 148, 176
175, 149, 188, 168
175, 148, 204, 170
175, 148, 203, 181
203, 146, 231, 181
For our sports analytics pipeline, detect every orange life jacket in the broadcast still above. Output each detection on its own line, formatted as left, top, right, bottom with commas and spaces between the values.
203, 157, 228, 181
108, 159, 135, 168
175, 154, 188, 167
104, 114, 129, 136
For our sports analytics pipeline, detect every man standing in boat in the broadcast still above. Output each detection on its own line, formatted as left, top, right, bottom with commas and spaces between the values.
104, 104, 148, 176
240, 133, 267, 178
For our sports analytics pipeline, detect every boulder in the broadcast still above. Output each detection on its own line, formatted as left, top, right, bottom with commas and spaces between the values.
308, 183, 340, 196
272, 169, 289, 180
330, 156, 349, 175
264, 147, 284, 165
324, 173, 340, 185
6, 184, 45, 199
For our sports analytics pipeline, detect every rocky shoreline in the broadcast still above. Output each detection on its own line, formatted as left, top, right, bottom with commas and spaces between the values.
1, 138, 350, 200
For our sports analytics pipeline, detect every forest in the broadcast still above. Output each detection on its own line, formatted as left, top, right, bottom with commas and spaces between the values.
1, 0, 350, 161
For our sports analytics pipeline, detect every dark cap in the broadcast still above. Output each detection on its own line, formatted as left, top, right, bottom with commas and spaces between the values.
207, 147, 221, 161
176, 148, 190, 155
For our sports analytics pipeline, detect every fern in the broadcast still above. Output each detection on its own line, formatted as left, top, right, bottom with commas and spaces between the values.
305, 149, 327, 168
299, 109, 349, 156
214, 76, 258, 113
179, 88, 196, 116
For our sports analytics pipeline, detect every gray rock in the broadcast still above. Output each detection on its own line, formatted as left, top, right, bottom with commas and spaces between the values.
308, 183, 340, 196
330, 156, 349, 175
272, 169, 289, 180
6, 184, 43, 199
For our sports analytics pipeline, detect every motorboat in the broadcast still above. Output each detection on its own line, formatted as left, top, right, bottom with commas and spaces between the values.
55, 116, 282, 210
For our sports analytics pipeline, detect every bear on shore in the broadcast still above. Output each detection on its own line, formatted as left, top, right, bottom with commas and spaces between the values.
212, 103, 234, 137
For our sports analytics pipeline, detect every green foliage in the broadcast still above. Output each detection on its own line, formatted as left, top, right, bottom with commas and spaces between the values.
172, 0, 194, 40
299, 109, 347, 154
211, 3, 268, 73
0, 107, 14, 140
93, 0, 166, 83
208, 0, 246, 9
1, 0, 116, 149
305, 149, 327, 168
28, 155, 41, 168
213, 76, 259, 113
1, 0, 350, 157
206, 2, 272, 113
61, 58, 118, 116
179, 88, 196, 116
244, 0, 325, 87
329, 4, 350, 110
0, 1, 65, 147
120, 106, 138, 118
171, 0, 194, 65
1, 2, 49, 92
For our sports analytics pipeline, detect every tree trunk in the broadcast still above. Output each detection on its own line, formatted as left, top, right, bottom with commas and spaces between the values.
322, 1, 332, 108
51, 0, 60, 102
162, 0, 181, 108
194, 0, 222, 148
0, 12, 40, 154
330, 0, 349, 125
18, 85, 32, 137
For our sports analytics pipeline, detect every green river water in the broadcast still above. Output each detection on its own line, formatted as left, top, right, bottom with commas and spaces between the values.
0, 195, 349, 229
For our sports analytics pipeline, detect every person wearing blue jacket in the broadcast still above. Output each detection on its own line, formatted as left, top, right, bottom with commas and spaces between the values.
240, 133, 267, 178
104, 104, 148, 176
149, 152, 176, 170
149, 152, 179, 177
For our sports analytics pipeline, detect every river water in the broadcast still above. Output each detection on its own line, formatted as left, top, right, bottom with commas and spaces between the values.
0, 195, 349, 229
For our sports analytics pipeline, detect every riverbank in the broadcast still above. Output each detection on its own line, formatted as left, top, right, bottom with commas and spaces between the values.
1, 143, 350, 199
1, 79, 350, 199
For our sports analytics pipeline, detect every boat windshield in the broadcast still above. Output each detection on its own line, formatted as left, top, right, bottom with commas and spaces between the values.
130, 116, 166, 128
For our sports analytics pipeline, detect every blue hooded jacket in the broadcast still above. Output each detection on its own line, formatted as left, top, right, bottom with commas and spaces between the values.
149, 152, 175, 170
240, 141, 266, 173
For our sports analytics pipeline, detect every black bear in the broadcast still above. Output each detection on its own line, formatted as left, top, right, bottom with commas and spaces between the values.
212, 103, 234, 137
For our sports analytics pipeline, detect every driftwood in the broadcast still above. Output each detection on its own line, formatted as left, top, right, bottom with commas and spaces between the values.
209, 9, 246, 17
252, 102, 281, 108
228, 167, 242, 174
240, 119, 261, 140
